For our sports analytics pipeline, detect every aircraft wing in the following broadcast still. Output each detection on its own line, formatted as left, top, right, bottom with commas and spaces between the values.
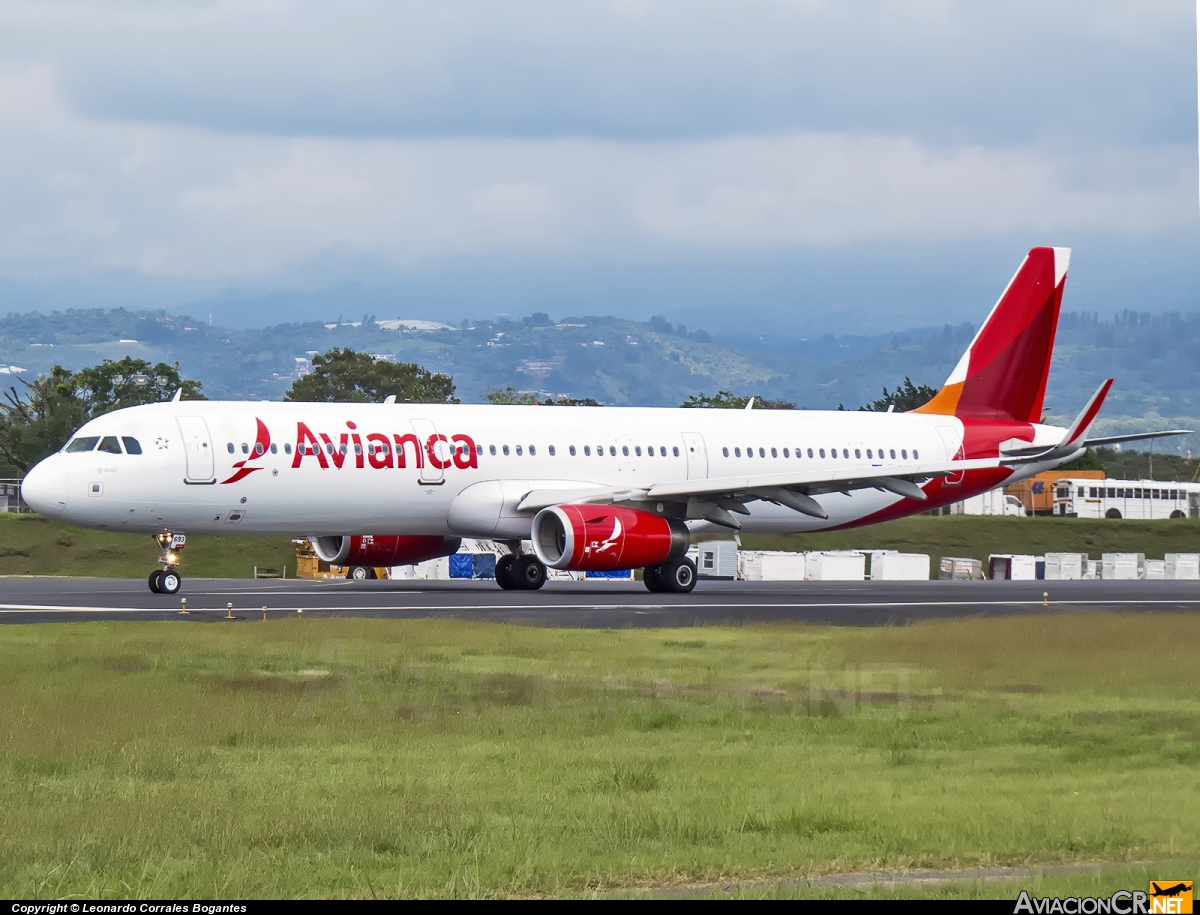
516, 457, 1003, 528
1082, 430, 1193, 448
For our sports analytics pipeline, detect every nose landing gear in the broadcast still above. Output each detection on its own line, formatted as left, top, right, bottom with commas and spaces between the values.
148, 532, 186, 594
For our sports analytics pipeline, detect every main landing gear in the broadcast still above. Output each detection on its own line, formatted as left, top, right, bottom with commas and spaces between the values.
495, 553, 547, 590
148, 532, 186, 595
643, 557, 697, 594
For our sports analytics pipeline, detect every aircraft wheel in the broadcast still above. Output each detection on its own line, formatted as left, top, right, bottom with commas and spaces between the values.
659, 557, 697, 593
495, 554, 518, 590
643, 565, 665, 593
348, 566, 374, 581
148, 570, 163, 594
513, 554, 547, 590
159, 570, 182, 595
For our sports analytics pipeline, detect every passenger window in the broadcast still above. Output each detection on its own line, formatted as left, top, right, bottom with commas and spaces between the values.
672, 446, 680, 457
889, 449, 896, 459
622, 445, 629, 456
761, 447, 768, 458
866, 449, 872, 459
98, 436, 122, 454
270, 443, 278, 454
913, 449, 919, 460
734, 447, 741, 457
549, 445, 555, 456
854, 449, 861, 459
583, 445, 591, 456
722, 447, 729, 457
901, 449, 908, 459
490, 445, 497, 455
783, 448, 789, 458
529, 445, 536, 456
284, 443, 292, 454
609, 446, 616, 456
121, 437, 143, 455
339, 443, 348, 455
819, 448, 825, 458
354, 443, 362, 455
227, 442, 235, 454
239, 443, 248, 454
569, 445, 576, 456
771, 448, 777, 458
516, 445, 523, 456
635, 446, 642, 456
842, 449, 849, 459
502, 445, 510, 455
746, 446, 753, 458
807, 448, 814, 458
256, 443, 265, 455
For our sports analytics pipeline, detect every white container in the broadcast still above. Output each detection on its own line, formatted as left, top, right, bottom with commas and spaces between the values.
871, 551, 929, 580
1101, 553, 1144, 580
1084, 559, 1099, 580
738, 550, 764, 581
1044, 552, 1086, 581
1144, 559, 1166, 580
687, 540, 738, 580
940, 557, 983, 581
805, 551, 865, 581
546, 569, 585, 581
391, 556, 451, 580
1165, 553, 1200, 580
738, 550, 810, 581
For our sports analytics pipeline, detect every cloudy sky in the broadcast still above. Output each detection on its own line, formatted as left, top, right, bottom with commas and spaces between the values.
0, 0, 1196, 332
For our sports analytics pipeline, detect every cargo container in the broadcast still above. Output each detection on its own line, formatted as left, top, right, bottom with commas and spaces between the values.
869, 551, 930, 580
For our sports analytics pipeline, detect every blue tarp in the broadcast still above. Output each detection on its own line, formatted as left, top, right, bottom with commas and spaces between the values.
586, 569, 632, 579
449, 553, 497, 579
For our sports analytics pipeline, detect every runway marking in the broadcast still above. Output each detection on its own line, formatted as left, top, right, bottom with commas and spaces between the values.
2, 599, 1200, 614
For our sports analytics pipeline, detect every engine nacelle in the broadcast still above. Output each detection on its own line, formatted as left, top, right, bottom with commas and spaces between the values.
308, 534, 461, 567
531, 505, 688, 571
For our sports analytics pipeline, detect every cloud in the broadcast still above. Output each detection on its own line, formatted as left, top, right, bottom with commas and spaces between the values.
0, 62, 1193, 286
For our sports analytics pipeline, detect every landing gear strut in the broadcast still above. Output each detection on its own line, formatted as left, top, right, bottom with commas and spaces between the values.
148, 532, 186, 595
643, 557, 697, 593
495, 552, 546, 590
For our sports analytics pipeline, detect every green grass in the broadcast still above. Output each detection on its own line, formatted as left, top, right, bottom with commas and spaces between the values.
0, 613, 1196, 897
743, 515, 1200, 570
0, 512, 296, 578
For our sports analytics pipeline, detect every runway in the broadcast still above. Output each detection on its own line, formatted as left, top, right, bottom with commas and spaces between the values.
1, 576, 1199, 626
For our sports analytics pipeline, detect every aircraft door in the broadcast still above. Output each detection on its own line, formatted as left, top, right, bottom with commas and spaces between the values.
681, 432, 708, 480
176, 416, 215, 482
409, 418, 445, 484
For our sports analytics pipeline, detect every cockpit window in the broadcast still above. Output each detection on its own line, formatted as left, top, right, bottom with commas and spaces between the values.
65, 436, 100, 453
97, 436, 122, 454
122, 437, 143, 455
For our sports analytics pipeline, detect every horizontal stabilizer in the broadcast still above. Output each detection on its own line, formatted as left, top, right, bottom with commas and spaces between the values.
1083, 430, 1193, 448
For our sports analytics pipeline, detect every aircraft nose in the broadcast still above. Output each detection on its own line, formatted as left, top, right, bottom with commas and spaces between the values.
21, 459, 69, 518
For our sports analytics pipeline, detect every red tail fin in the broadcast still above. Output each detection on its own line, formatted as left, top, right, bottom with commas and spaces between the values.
914, 247, 1069, 423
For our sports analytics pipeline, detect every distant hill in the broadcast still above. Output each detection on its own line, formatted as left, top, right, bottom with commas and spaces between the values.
1, 306, 1197, 453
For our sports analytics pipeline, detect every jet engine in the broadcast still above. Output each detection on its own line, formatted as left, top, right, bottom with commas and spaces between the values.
308, 534, 461, 567
530, 505, 688, 571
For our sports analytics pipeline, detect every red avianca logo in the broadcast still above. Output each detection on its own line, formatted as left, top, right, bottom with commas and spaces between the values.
219, 420, 478, 484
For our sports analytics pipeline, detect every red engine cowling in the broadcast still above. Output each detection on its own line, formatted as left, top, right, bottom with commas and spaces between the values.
309, 535, 461, 567
531, 505, 688, 571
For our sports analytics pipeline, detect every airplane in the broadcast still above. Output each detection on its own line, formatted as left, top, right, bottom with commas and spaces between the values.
19, 247, 1189, 596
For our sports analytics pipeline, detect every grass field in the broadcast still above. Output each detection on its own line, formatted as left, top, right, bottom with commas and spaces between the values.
1, 613, 1196, 897
3, 511, 1200, 580
0, 512, 296, 578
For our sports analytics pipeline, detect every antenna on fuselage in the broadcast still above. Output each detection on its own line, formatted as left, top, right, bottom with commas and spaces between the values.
171, 388, 182, 402
745, 397, 755, 410
383, 394, 396, 404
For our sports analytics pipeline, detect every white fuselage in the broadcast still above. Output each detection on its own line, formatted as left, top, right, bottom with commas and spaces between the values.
22, 401, 1067, 539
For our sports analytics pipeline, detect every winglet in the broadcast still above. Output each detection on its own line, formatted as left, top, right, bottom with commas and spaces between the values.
1059, 378, 1112, 449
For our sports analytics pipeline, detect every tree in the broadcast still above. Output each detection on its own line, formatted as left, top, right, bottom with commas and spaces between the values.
74, 356, 205, 415
859, 377, 939, 412
0, 358, 205, 475
284, 348, 458, 403
681, 391, 795, 409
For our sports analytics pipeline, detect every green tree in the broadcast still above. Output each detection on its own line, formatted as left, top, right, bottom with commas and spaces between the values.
285, 348, 458, 403
74, 356, 205, 415
859, 377, 939, 412
681, 391, 795, 409
0, 359, 205, 475
0, 367, 87, 474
